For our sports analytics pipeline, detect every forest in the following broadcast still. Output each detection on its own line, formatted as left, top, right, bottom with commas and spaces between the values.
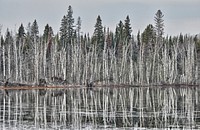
0, 5, 200, 86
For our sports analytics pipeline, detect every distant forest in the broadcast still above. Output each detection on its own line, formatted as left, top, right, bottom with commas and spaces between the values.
0, 5, 200, 85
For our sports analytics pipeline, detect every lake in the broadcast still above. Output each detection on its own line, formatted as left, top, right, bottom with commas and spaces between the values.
0, 85, 200, 129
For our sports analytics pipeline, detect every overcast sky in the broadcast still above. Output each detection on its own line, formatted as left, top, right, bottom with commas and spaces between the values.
0, 0, 200, 36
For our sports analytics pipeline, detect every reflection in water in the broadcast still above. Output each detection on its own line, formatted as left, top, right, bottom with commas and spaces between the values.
0, 86, 200, 129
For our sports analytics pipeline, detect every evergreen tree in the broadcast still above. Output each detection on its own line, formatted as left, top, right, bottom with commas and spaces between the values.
60, 5, 75, 48
43, 24, 53, 43
0, 25, 2, 35
18, 24, 25, 38
60, 15, 67, 47
59, 6, 75, 80
124, 15, 132, 42
31, 20, 39, 37
93, 15, 104, 50
179, 33, 184, 44
76, 16, 81, 34
141, 24, 155, 44
24, 22, 32, 50
43, 24, 50, 42
26, 22, 31, 36
105, 27, 114, 49
154, 10, 164, 44
0, 36, 4, 46
0, 36, 4, 72
137, 31, 141, 47
17, 24, 26, 46
31, 19, 39, 42
30, 20, 40, 83
76, 16, 82, 43
115, 20, 124, 41
194, 35, 200, 51
66, 5, 74, 44
5, 29, 13, 45
114, 20, 125, 56
169, 36, 173, 45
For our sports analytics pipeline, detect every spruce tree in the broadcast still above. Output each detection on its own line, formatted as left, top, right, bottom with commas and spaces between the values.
60, 15, 67, 48
194, 35, 200, 51
5, 29, 13, 45
43, 24, 53, 43
105, 27, 114, 49
137, 31, 141, 47
115, 20, 125, 55
76, 16, 82, 43
18, 24, 25, 38
142, 24, 155, 45
60, 5, 75, 48
93, 15, 104, 51
59, 5, 75, 80
76, 17, 81, 33
179, 33, 184, 44
154, 10, 164, 44
124, 15, 132, 42
115, 20, 124, 49
0, 36, 4, 46
31, 20, 39, 37
17, 24, 26, 46
31, 19, 39, 42
26, 22, 31, 37
66, 5, 74, 44
115, 20, 124, 41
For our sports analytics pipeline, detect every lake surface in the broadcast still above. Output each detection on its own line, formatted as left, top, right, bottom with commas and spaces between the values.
0, 85, 200, 129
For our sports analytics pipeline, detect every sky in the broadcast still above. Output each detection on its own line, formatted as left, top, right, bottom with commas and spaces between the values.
0, 0, 200, 36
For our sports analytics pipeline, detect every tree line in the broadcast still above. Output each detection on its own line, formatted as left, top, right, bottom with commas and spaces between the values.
0, 5, 199, 85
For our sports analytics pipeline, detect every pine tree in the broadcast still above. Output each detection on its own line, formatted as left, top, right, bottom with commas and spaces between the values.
154, 10, 164, 44
93, 15, 104, 50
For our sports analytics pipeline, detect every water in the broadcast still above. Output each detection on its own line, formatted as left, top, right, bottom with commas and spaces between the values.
0, 85, 200, 129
